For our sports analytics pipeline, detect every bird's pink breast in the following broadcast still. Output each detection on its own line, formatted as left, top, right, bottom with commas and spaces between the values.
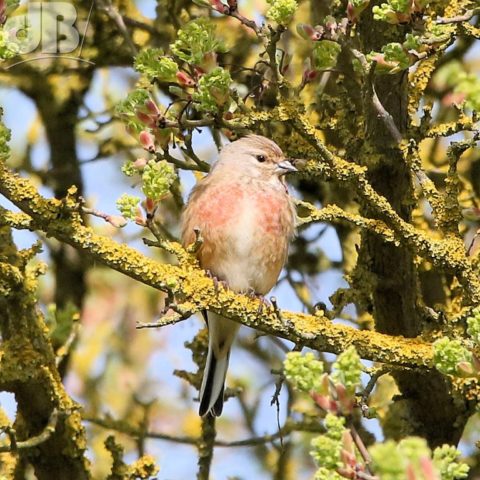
196, 182, 290, 235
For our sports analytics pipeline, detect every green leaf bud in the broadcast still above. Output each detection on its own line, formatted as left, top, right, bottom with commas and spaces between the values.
192, 67, 232, 113
170, 18, 226, 66
331, 346, 362, 391
313, 40, 341, 70
433, 444, 469, 480
116, 194, 141, 221
266, 0, 298, 25
141, 160, 176, 201
433, 337, 472, 376
135, 49, 179, 82
284, 351, 324, 393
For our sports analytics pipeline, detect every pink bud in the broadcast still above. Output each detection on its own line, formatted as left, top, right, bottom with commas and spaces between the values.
420, 456, 440, 480
341, 448, 356, 467
442, 91, 467, 107
311, 393, 335, 412
281, 53, 291, 74
303, 69, 319, 83
472, 353, 480, 373
347, 2, 356, 22
135, 215, 146, 227
296, 23, 315, 40
406, 464, 417, 480
136, 111, 155, 127
210, 0, 229, 13
468, 230, 480, 257
457, 361, 474, 377
144, 198, 155, 215
336, 383, 355, 414
133, 158, 148, 170
145, 99, 160, 115
139, 130, 156, 152
176, 71, 195, 87
296, 23, 323, 41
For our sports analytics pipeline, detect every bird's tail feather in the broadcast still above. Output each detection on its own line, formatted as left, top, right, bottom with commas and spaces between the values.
199, 344, 230, 417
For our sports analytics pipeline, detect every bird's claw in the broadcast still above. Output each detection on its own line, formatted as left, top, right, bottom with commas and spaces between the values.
246, 289, 272, 314
206, 270, 229, 293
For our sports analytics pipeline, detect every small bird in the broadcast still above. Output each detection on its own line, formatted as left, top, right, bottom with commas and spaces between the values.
181, 134, 297, 416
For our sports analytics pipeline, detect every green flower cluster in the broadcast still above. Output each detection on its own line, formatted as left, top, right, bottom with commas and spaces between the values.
370, 438, 428, 480
433, 337, 472, 376
141, 160, 176, 200
330, 346, 362, 392
134, 49, 178, 82
115, 89, 151, 133
311, 414, 346, 480
370, 438, 468, 480
192, 67, 232, 113
266, 0, 298, 25
311, 436, 343, 474
171, 18, 226, 66
0, 30, 19, 60
372, 0, 413, 23
313, 40, 341, 70
116, 194, 141, 221
433, 444, 470, 480
323, 413, 346, 440
122, 161, 137, 177
467, 308, 480, 344
284, 351, 324, 392
368, 39, 413, 74
382, 42, 410, 69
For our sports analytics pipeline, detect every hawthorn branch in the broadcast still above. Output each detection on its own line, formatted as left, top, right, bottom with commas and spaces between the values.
0, 162, 435, 369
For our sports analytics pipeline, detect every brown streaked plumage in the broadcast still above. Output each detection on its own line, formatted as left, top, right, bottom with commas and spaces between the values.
180, 134, 297, 416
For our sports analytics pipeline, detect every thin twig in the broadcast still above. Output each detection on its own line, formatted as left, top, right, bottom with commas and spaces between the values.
56, 319, 81, 367
349, 423, 373, 473
95, 0, 138, 55
368, 63, 403, 144
82, 207, 127, 228
436, 8, 480, 24
0, 409, 59, 453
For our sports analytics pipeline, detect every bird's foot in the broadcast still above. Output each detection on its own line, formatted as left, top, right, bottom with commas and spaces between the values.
206, 270, 229, 293
246, 289, 272, 314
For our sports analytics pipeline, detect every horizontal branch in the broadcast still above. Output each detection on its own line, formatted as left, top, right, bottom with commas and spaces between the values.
0, 161, 435, 369
84, 415, 323, 448
297, 201, 396, 243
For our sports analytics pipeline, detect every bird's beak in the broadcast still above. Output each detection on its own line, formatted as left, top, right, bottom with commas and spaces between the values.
276, 158, 298, 175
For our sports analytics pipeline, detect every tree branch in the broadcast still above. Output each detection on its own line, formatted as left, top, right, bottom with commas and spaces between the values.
0, 161, 435, 369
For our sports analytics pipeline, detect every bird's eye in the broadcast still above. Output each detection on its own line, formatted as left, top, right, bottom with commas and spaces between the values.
256, 154, 266, 163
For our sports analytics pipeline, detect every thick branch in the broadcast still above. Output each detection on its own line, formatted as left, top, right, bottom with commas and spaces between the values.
0, 162, 434, 369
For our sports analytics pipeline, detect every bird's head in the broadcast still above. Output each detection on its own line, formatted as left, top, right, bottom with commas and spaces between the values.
215, 134, 297, 181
